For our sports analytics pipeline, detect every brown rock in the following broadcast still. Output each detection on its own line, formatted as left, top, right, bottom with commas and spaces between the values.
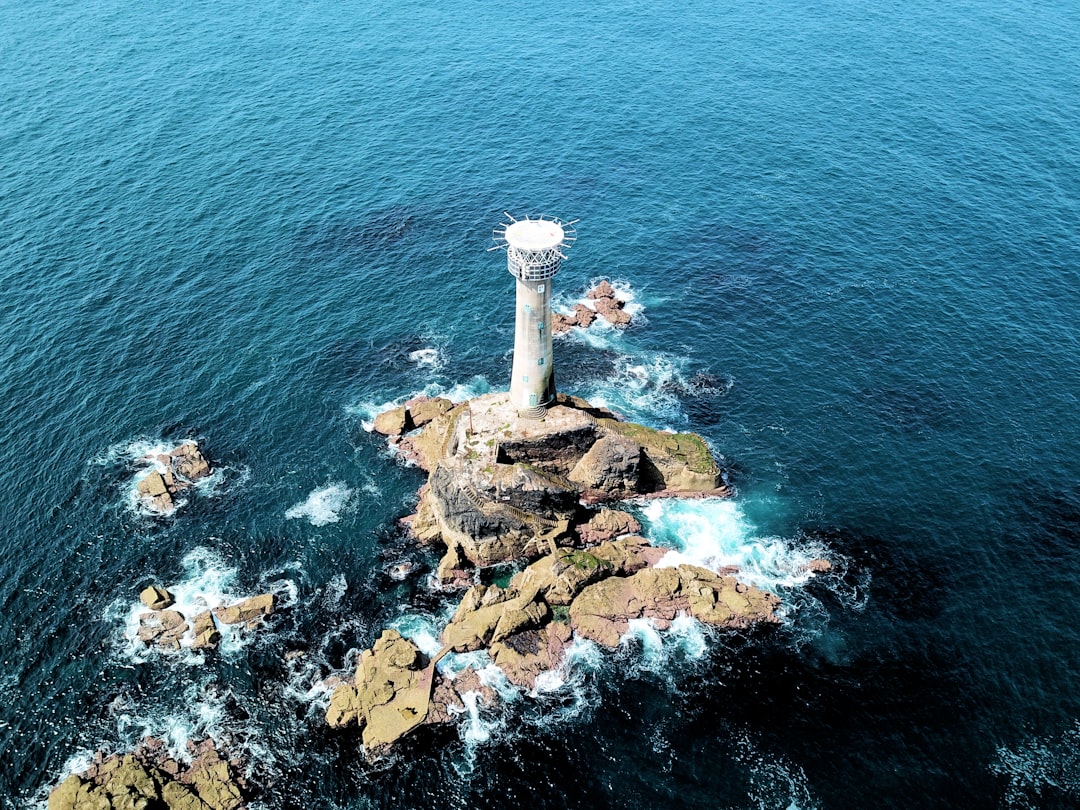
426, 667, 497, 727
191, 611, 220, 650
137, 471, 169, 497
572, 303, 597, 328
140, 585, 175, 610
568, 564, 779, 648
576, 509, 643, 545
552, 313, 576, 335
213, 594, 274, 626
352, 630, 434, 752
568, 435, 641, 497
406, 396, 454, 428
805, 558, 833, 573
490, 621, 574, 690
593, 295, 631, 325
587, 280, 616, 300
373, 405, 410, 436
441, 586, 549, 652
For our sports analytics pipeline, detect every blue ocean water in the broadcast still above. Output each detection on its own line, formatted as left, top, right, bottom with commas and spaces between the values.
2, 0, 1080, 806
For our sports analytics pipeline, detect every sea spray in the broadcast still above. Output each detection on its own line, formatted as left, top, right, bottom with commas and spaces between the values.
285, 484, 355, 526
639, 498, 827, 593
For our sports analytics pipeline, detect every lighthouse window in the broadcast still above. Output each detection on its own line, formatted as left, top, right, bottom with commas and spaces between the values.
522, 375, 529, 383
537, 357, 545, 366
537, 322, 544, 331
537, 284, 545, 293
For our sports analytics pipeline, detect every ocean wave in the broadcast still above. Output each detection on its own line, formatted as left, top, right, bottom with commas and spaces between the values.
347, 375, 493, 431
638, 498, 830, 594
992, 720, 1080, 808
111, 546, 293, 665
285, 483, 355, 526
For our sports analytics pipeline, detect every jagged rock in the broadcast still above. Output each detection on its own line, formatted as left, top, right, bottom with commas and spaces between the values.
568, 564, 780, 647
139, 586, 175, 610
576, 509, 643, 545
138, 609, 189, 651
568, 435, 641, 497
490, 621, 574, 690
425, 667, 497, 726
191, 611, 220, 650
592, 295, 631, 326
587, 280, 616, 300
441, 586, 550, 652
358, 630, 433, 751
401, 488, 442, 545
373, 405, 410, 436
572, 303, 597, 328
509, 536, 663, 607
596, 418, 720, 492
326, 630, 437, 754
394, 403, 466, 472
405, 396, 454, 428
805, 558, 832, 573
135, 441, 212, 515
173, 442, 211, 481
47, 738, 245, 810
435, 541, 473, 588
212, 594, 274, 626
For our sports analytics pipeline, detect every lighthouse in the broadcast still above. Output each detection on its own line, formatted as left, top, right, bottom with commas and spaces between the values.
492, 214, 576, 418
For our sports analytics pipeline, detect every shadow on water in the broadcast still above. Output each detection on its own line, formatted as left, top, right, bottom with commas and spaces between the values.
1009, 476, 1080, 566
800, 525, 953, 622
854, 382, 964, 433
294, 206, 419, 260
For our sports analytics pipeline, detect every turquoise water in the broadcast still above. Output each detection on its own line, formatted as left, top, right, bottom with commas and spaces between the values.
3, 0, 1080, 806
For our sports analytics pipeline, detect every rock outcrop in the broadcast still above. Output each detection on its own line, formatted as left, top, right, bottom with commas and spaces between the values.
347, 390, 779, 756
135, 590, 274, 653
393, 391, 722, 582
135, 441, 213, 514
325, 629, 435, 752
372, 397, 454, 438
48, 737, 246, 810
568, 564, 781, 648
552, 280, 632, 334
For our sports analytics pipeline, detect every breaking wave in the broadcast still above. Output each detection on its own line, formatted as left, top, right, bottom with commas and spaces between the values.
639, 498, 829, 594
285, 484, 354, 526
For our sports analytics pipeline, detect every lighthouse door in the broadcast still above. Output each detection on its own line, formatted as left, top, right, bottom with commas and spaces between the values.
529, 394, 538, 406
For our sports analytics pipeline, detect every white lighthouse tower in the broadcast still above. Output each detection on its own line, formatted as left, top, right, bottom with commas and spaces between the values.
492, 214, 576, 418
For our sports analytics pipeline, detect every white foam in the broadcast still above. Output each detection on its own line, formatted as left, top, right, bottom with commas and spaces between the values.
992, 720, 1080, 805
576, 349, 690, 426
285, 484, 353, 526
408, 346, 443, 371
115, 546, 290, 663
347, 375, 492, 431
639, 498, 826, 593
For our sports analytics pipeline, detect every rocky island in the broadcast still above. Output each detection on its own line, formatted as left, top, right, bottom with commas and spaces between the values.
327, 391, 781, 755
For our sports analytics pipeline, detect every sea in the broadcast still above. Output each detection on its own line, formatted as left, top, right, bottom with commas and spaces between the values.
2, 0, 1079, 807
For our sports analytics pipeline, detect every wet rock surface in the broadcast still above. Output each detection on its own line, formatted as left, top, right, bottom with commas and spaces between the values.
136, 590, 275, 653
134, 441, 213, 514
47, 737, 247, 810
329, 390, 779, 757
552, 280, 633, 334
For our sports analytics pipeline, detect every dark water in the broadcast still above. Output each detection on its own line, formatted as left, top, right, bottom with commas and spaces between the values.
3, 0, 1080, 807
